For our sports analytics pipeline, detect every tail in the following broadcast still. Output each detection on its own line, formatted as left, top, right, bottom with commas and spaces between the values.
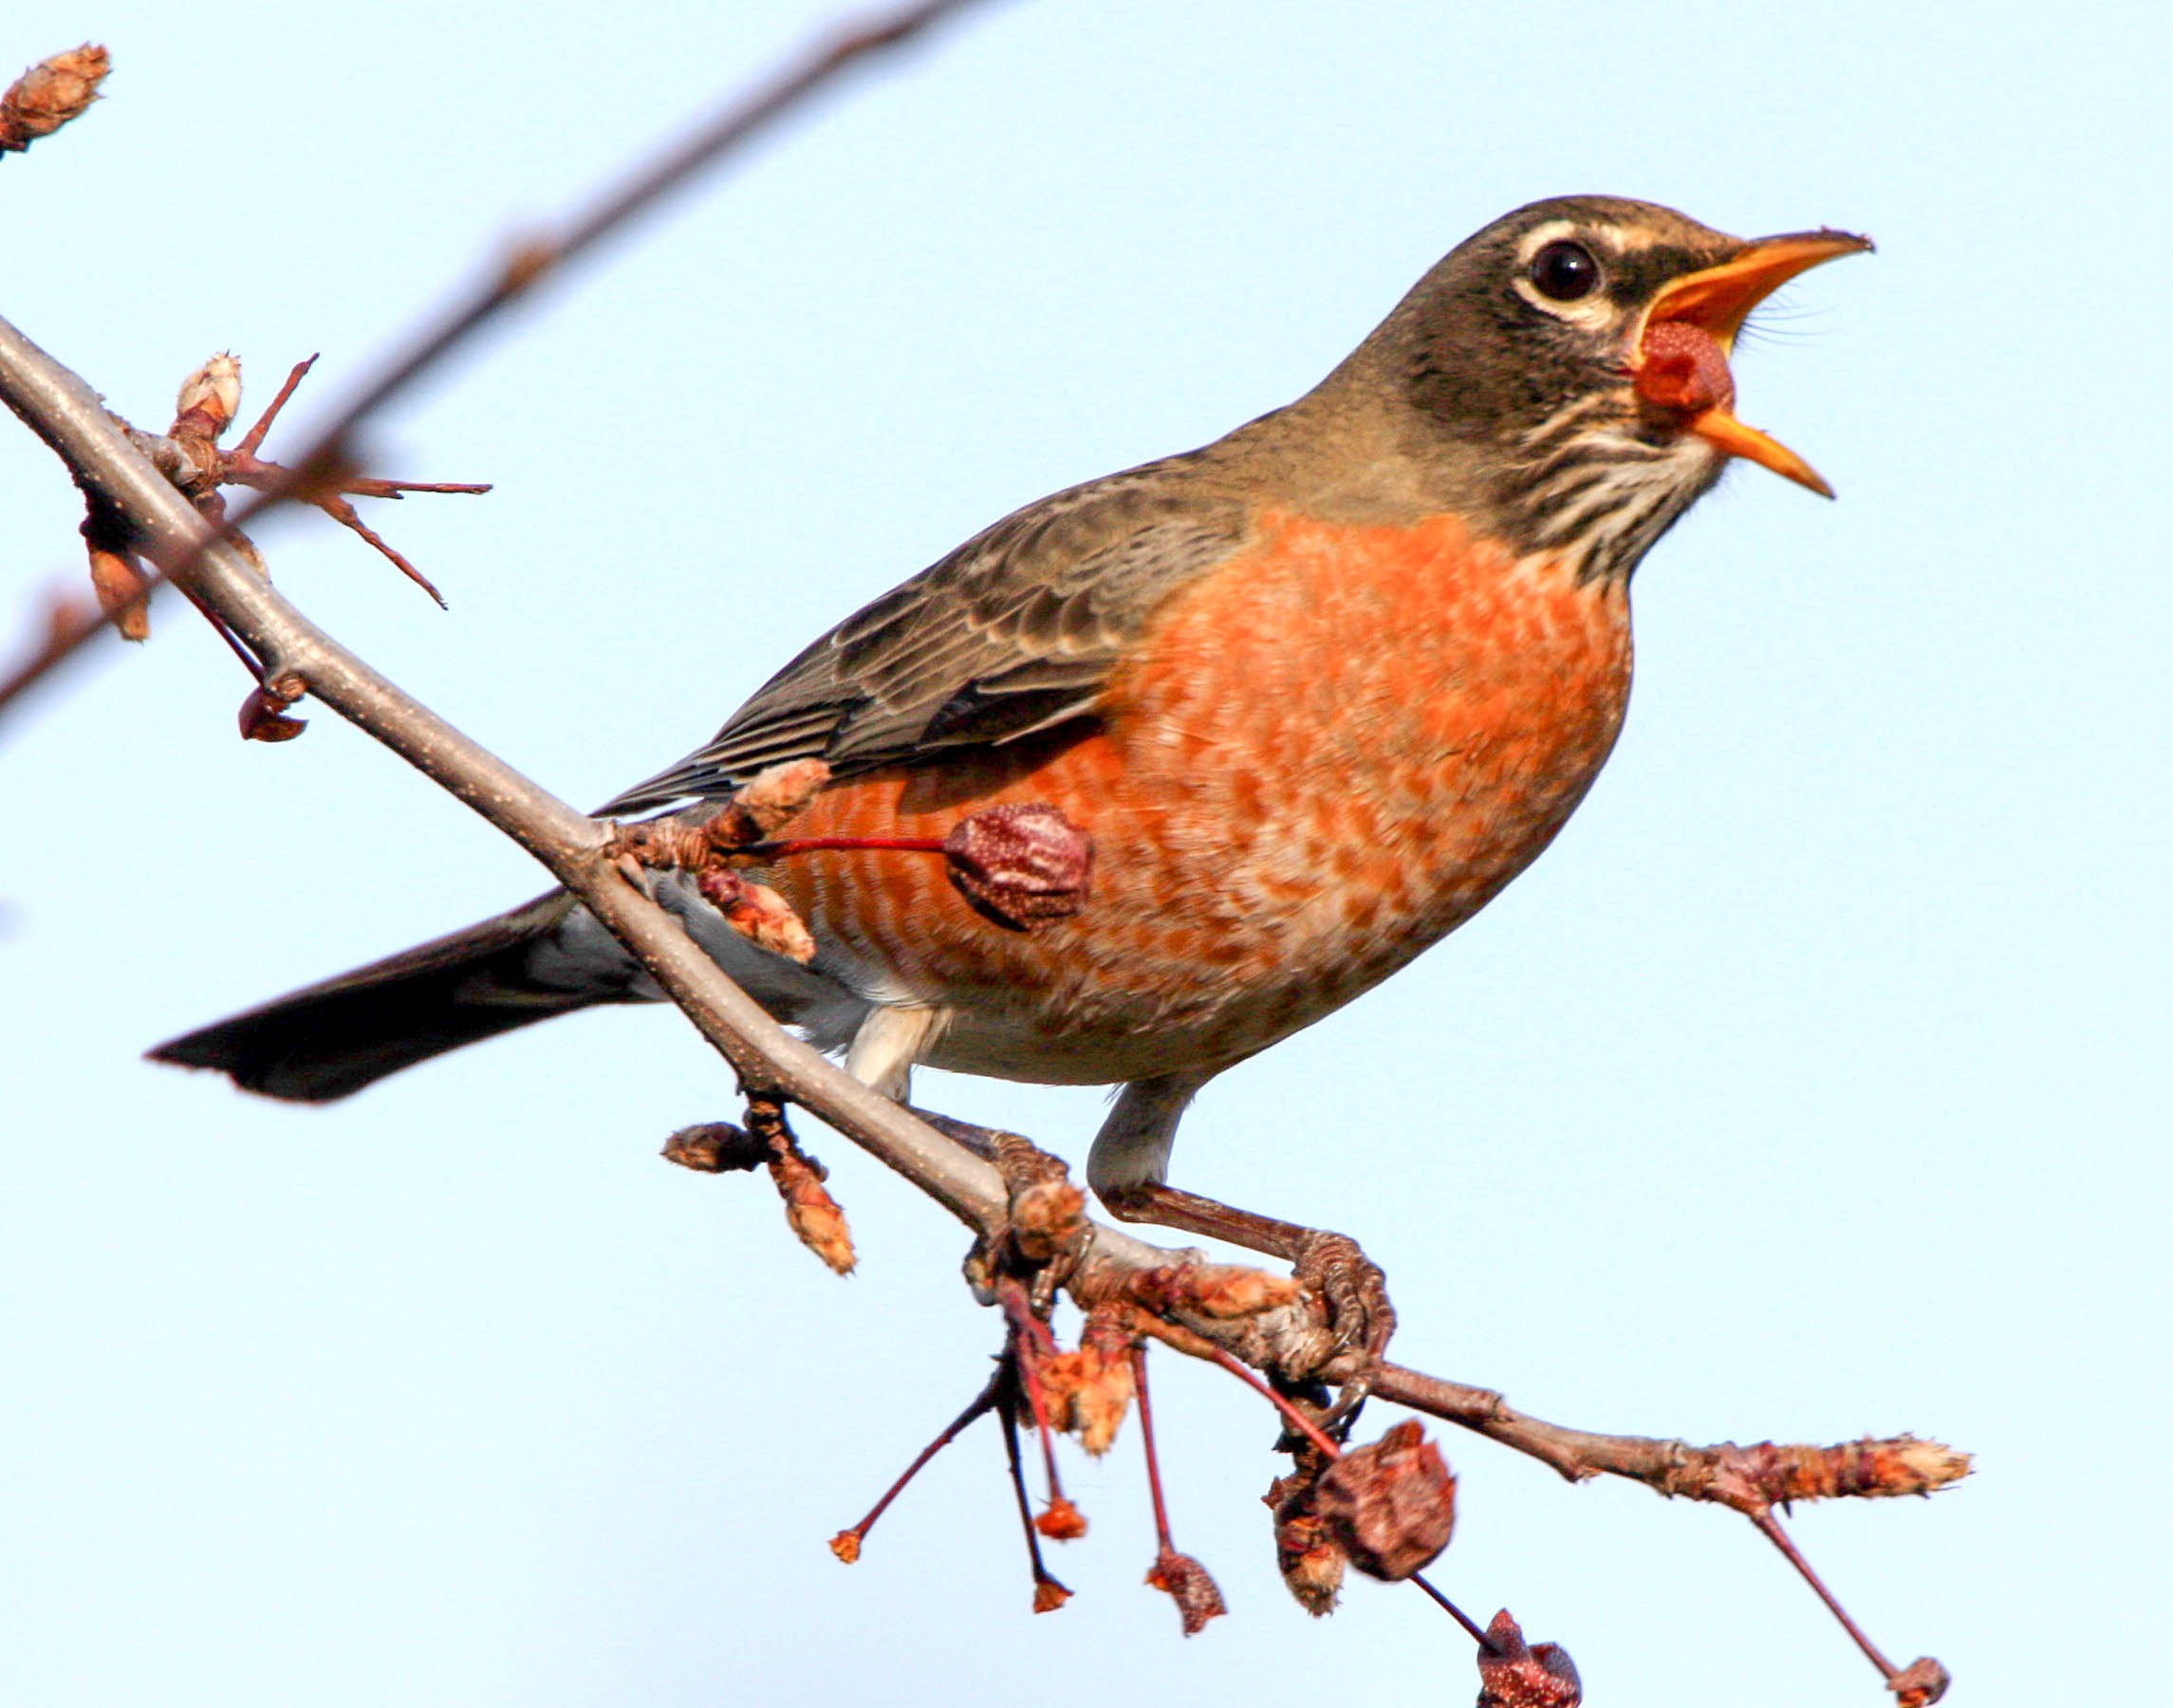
149, 891, 607, 1102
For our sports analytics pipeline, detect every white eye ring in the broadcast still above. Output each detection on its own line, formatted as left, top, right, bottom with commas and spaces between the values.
1512, 221, 1623, 329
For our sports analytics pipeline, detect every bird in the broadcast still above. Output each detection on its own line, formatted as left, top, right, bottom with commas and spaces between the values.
154, 195, 1867, 1307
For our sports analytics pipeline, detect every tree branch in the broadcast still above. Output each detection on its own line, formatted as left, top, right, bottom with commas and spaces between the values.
0, 0, 991, 724
0, 311, 1011, 1231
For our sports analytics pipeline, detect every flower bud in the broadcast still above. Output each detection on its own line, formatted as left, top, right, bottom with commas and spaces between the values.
175, 352, 243, 437
0, 45, 109, 153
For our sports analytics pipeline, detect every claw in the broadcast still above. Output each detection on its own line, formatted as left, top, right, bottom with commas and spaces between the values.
1292, 1229, 1397, 1408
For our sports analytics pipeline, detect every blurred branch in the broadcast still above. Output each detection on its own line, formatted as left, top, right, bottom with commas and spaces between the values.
0, 0, 988, 728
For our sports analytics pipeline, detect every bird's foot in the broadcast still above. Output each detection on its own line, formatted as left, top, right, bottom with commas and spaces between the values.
1093, 1179, 1394, 1416
1291, 1227, 1397, 1424
919, 1108, 1091, 1313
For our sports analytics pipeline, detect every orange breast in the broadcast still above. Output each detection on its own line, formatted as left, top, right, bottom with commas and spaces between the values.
762, 509, 1633, 1085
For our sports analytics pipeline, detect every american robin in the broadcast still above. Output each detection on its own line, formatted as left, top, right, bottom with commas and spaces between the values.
155, 196, 1866, 1290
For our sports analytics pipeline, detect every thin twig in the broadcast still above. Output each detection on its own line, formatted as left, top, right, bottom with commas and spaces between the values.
831, 1365, 1003, 1561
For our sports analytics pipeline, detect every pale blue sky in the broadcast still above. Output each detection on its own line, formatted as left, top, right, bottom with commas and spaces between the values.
3, 4, 2166, 1704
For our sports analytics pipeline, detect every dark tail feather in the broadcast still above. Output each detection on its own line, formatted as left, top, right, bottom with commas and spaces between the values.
149, 892, 595, 1102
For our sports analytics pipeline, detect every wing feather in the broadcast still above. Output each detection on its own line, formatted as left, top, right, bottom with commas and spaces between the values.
599, 462, 1251, 818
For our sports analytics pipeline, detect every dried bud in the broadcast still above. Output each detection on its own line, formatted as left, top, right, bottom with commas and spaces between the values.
1031, 1575, 1071, 1614
1178, 1264, 1300, 1319
1699, 1435, 1974, 1509
1477, 1609, 1582, 1708
698, 869, 818, 964
734, 758, 831, 836
86, 545, 150, 640
661, 1122, 770, 1173
943, 802, 1092, 931
1276, 1513, 1347, 1616
658, 758, 833, 854
770, 1144, 855, 1275
1314, 1419, 1457, 1581
827, 1530, 862, 1565
1145, 1548, 1227, 1636
1038, 1309, 1134, 1456
0, 45, 109, 153
175, 352, 242, 437
1034, 1494, 1087, 1541
1126, 1260, 1301, 1321
1265, 1451, 1348, 1616
237, 681, 306, 742
1888, 1657, 1951, 1707
1010, 1177, 1086, 1265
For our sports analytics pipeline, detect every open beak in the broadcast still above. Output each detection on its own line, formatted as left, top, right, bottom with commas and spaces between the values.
1633, 229, 1871, 497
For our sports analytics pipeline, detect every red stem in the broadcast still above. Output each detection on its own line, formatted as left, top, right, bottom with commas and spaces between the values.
1129, 1344, 1177, 1555
1410, 1570, 1493, 1646
835, 1368, 1001, 1550
1204, 1347, 1347, 1459
232, 354, 318, 457
997, 1287, 1068, 1505
998, 1382, 1066, 1598
1751, 1509, 1899, 1681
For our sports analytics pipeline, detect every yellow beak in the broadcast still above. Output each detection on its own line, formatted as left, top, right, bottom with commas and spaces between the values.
1633, 229, 1871, 497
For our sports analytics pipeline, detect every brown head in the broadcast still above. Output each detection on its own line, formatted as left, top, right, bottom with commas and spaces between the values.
1308, 195, 1869, 582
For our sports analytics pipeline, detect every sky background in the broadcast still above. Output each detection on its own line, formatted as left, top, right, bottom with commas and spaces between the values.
1, 3, 2166, 1704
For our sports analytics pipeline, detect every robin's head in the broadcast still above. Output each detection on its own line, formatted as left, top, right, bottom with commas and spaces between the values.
1350, 195, 1868, 581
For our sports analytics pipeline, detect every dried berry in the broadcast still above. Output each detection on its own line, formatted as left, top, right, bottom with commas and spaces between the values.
1314, 1419, 1457, 1580
1477, 1609, 1582, 1708
1145, 1548, 1227, 1636
1888, 1656, 1951, 1707
660, 1122, 770, 1173
1034, 1494, 1086, 1541
943, 802, 1092, 930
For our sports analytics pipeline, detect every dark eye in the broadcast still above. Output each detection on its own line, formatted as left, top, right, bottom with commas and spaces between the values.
1529, 239, 1600, 303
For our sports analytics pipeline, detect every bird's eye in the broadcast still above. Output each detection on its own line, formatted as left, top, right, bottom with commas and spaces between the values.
1529, 240, 1600, 303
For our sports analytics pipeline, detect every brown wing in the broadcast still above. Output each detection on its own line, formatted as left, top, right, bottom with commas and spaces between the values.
599, 461, 1254, 817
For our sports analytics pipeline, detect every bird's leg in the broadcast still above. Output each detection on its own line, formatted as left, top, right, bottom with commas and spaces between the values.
1096, 1179, 1397, 1416
1089, 1076, 1397, 1411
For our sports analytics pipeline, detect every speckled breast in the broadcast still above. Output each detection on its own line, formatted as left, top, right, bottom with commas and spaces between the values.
765, 510, 1634, 1086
